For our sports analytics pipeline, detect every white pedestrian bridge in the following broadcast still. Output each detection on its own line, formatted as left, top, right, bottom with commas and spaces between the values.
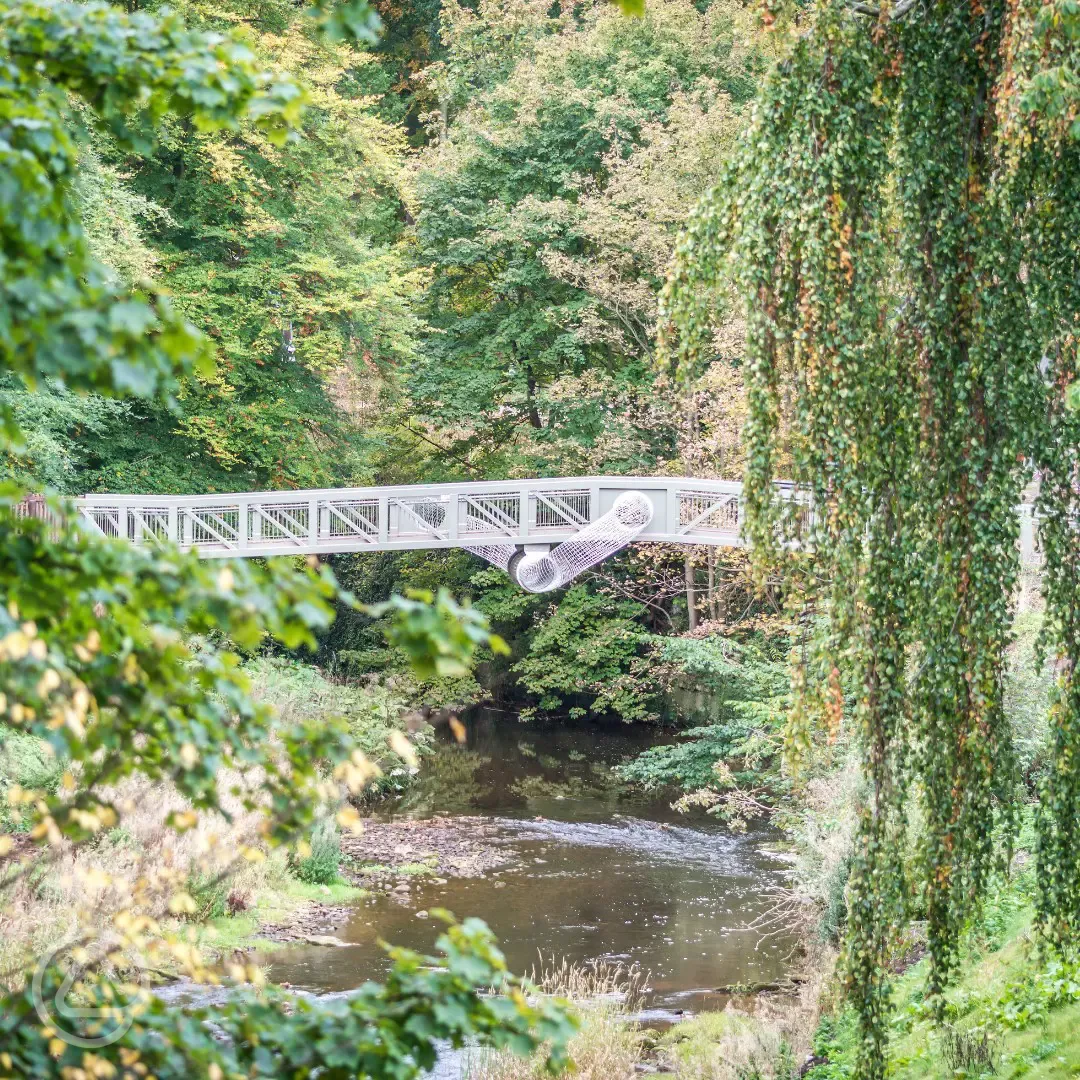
75, 477, 1038, 593
76, 477, 762, 593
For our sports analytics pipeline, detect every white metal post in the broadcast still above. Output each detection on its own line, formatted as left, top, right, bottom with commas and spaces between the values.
519, 488, 530, 540
447, 496, 459, 541
378, 497, 389, 543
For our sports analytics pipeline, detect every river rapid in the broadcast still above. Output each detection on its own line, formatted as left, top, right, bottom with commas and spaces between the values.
265, 707, 796, 1020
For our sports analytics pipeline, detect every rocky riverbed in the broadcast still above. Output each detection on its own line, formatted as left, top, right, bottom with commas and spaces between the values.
344, 814, 512, 880
255, 814, 518, 945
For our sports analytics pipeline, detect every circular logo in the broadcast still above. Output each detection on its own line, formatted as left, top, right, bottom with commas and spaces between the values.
31, 939, 149, 1049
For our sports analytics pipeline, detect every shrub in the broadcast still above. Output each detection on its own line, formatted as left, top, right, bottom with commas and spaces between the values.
183, 870, 230, 923
0, 730, 65, 832
290, 816, 341, 885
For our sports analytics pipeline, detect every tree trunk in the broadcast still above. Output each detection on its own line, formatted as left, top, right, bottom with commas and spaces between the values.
707, 548, 717, 621
525, 365, 542, 429
685, 553, 698, 631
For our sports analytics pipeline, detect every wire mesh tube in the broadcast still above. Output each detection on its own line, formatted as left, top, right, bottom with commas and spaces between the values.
464, 491, 653, 591
462, 542, 513, 571
475, 491, 650, 593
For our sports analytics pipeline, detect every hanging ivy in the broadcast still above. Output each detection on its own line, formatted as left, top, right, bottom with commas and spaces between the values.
660, 1, 1080, 1076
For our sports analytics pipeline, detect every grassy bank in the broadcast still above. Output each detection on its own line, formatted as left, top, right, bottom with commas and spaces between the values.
0, 657, 427, 980
459, 956, 822, 1080
804, 848, 1080, 1080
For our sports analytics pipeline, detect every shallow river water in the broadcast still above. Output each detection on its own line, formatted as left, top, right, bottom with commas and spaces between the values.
265, 707, 796, 1019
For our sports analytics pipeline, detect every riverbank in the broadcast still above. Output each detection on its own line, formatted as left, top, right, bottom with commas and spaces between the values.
0, 656, 437, 980
799, 839, 1080, 1080
465, 952, 826, 1080
199, 814, 523, 953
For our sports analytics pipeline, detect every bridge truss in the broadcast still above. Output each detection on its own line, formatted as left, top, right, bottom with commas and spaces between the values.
76, 477, 761, 592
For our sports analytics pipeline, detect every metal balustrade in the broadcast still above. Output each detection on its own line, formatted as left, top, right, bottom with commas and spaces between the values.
75, 477, 748, 559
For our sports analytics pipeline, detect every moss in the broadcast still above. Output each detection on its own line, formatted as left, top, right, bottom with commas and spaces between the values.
348, 860, 437, 877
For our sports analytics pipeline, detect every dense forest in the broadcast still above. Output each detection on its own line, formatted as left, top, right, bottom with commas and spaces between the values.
4, 0, 761, 496
3, 0, 1080, 1078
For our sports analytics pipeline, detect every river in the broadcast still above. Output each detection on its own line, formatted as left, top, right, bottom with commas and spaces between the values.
264, 707, 796, 1019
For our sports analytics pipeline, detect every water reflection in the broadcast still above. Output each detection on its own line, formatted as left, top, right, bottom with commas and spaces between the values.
267, 708, 795, 1014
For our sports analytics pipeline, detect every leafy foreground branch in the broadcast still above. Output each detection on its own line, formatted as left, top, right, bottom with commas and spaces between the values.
0, 503, 562, 1078
0, 916, 575, 1080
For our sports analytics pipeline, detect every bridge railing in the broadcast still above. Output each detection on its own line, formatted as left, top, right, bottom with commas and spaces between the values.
75, 477, 754, 557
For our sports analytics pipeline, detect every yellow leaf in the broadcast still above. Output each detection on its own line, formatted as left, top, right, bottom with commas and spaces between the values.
179, 743, 199, 770
171, 810, 198, 831
168, 891, 197, 915
0, 836, 13, 856
336, 806, 363, 834
387, 730, 419, 770
448, 716, 467, 744
64, 707, 85, 738
36, 668, 61, 696
0, 631, 29, 660
122, 655, 140, 684
217, 567, 235, 593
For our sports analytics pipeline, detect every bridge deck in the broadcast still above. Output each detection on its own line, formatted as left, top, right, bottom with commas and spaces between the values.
76, 477, 754, 558
75, 477, 1040, 564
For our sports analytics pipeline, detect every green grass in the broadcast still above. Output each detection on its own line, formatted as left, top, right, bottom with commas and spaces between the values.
194, 879, 366, 957
807, 874, 1080, 1080
662, 1010, 792, 1078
